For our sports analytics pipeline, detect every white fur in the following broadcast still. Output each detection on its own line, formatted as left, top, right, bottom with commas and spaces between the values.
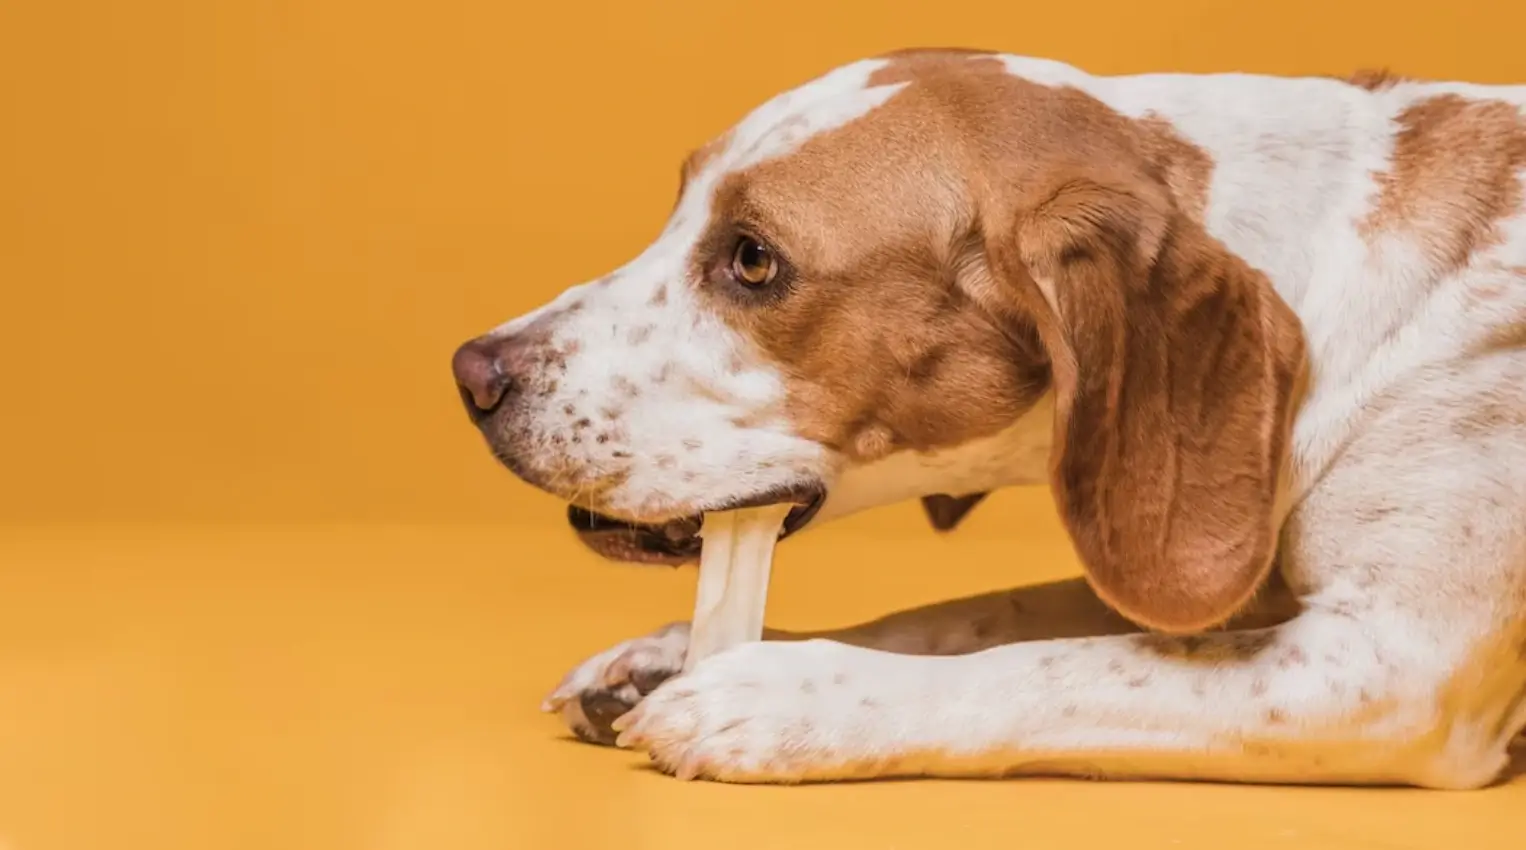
528, 54, 1526, 787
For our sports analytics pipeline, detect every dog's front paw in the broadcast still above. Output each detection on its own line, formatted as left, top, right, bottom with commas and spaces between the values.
542, 622, 689, 745
613, 639, 925, 783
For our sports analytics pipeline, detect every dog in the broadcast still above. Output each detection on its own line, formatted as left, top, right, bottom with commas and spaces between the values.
451, 49, 1526, 787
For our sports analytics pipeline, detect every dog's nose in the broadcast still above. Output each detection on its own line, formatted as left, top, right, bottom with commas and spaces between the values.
451, 335, 530, 421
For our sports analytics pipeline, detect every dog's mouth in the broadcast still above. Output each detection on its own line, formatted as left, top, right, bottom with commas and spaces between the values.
567, 485, 826, 566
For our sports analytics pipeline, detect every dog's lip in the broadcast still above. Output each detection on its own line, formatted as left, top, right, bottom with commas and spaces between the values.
567, 485, 827, 565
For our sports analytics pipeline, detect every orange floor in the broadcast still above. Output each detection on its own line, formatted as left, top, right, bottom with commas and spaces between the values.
1, 493, 1521, 850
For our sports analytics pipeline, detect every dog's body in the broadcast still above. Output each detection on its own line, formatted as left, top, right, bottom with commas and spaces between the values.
454, 51, 1526, 787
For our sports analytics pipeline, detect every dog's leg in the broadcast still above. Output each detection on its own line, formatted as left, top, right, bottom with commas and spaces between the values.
613, 610, 1511, 788
543, 575, 1299, 743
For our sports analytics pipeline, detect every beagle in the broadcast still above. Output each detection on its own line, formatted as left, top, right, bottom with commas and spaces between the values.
451, 50, 1526, 787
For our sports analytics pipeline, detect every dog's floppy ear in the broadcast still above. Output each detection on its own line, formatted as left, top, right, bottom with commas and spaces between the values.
988, 165, 1307, 633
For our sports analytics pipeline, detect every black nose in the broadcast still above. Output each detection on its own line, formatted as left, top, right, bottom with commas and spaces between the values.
451, 336, 523, 422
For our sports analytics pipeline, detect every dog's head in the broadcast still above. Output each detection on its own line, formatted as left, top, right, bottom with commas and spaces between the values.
453, 51, 1306, 632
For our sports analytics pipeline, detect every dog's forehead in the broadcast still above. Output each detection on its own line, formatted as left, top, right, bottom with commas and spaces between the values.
676, 60, 910, 213
715, 61, 908, 172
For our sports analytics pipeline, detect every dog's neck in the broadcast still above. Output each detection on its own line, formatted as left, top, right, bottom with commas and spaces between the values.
814, 392, 1055, 526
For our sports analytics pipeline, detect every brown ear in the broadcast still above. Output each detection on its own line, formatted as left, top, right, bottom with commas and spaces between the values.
996, 167, 1307, 633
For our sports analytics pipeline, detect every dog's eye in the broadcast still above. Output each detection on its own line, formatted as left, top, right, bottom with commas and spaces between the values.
730, 237, 778, 287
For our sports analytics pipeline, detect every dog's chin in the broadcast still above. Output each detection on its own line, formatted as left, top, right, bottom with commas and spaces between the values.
567, 485, 827, 566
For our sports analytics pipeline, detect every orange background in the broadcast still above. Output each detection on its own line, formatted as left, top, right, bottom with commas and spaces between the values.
5, 0, 1526, 525
2, 2, 1525, 850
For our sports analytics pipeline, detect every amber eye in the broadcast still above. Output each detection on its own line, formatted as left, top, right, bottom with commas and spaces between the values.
730, 237, 778, 287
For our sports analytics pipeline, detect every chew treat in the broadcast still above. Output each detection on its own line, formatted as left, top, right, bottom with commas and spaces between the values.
682, 504, 792, 672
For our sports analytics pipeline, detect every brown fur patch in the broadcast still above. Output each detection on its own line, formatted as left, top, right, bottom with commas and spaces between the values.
1342, 68, 1409, 91
1361, 94, 1526, 273
1454, 396, 1526, 438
